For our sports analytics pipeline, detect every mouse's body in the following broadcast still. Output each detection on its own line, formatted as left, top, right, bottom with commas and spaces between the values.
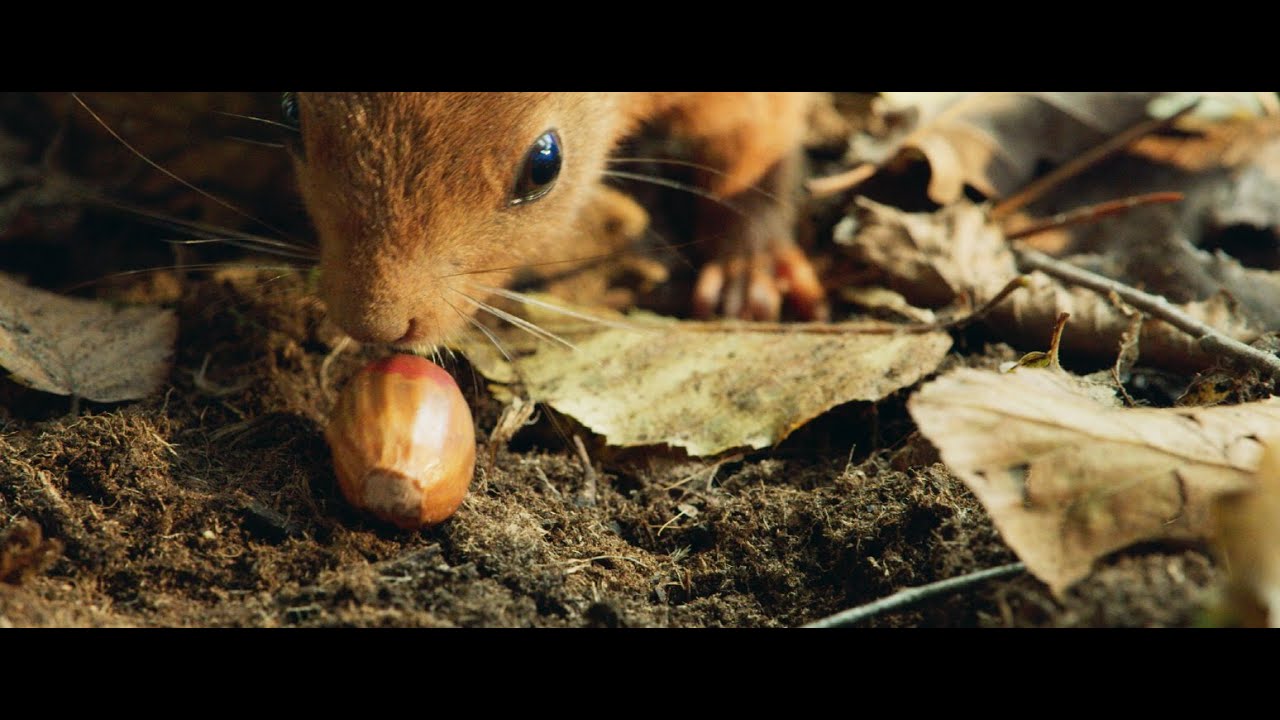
289, 92, 826, 346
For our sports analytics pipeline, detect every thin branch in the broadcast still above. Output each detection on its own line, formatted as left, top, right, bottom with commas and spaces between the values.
990, 99, 1200, 222
805, 163, 877, 199
1014, 246, 1280, 378
1004, 192, 1185, 241
802, 562, 1027, 628
937, 275, 1031, 332
572, 435, 598, 507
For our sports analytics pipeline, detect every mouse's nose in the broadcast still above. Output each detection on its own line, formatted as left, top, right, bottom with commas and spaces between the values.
335, 305, 438, 346
325, 300, 418, 345
392, 319, 426, 346
340, 317, 427, 346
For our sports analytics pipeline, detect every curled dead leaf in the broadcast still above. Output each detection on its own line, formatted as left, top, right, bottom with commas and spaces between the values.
909, 366, 1276, 594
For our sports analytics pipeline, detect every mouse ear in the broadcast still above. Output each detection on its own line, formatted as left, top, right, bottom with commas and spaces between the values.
510, 130, 562, 206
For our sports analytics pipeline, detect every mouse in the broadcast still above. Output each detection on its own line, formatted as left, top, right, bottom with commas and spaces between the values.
284, 92, 828, 346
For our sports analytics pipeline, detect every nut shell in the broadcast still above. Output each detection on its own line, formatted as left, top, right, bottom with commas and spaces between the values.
325, 355, 476, 529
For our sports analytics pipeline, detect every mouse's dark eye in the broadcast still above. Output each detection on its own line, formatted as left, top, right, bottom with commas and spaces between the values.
510, 130, 562, 206
281, 92, 300, 129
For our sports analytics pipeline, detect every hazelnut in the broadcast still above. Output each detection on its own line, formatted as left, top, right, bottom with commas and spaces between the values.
325, 355, 476, 529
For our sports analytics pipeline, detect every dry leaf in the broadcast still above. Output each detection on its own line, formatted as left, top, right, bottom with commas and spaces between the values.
489, 396, 538, 448
856, 92, 1272, 205
1012, 117, 1280, 332
838, 198, 1266, 373
1213, 439, 1280, 627
909, 366, 1278, 594
991, 272, 1262, 374
838, 286, 936, 324
0, 273, 177, 402
452, 308, 951, 457
834, 197, 1015, 307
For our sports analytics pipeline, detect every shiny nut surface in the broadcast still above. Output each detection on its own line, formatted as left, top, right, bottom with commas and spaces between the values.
325, 355, 476, 529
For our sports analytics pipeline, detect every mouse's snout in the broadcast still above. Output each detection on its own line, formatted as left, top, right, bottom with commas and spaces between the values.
319, 267, 459, 348
343, 315, 424, 346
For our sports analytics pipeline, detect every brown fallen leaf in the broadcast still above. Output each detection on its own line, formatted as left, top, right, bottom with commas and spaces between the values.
0, 273, 177, 402
838, 286, 936, 324
993, 271, 1263, 375
450, 304, 952, 457
838, 198, 1266, 373
834, 197, 1016, 307
489, 396, 537, 449
854, 92, 1273, 205
1212, 439, 1280, 627
909, 366, 1278, 594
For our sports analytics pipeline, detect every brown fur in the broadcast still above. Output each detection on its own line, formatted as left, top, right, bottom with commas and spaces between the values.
292, 92, 818, 345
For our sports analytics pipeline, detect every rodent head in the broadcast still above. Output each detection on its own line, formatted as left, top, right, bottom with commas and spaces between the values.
286, 92, 625, 346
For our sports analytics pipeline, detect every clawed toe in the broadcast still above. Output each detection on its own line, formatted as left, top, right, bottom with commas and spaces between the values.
693, 244, 826, 321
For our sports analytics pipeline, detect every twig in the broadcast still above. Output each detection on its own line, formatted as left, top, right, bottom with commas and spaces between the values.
190, 353, 254, 397
534, 467, 563, 499
573, 435, 598, 507
802, 562, 1027, 628
1047, 312, 1070, 367
936, 275, 1030, 332
990, 99, 1200, 222
656, 291, 1023, 337
613, 277, 1029, 339
319, 336, 353, 404
1004, 192, 1185, 241
1014, 246, 1280, 378
805, 163, 877, 199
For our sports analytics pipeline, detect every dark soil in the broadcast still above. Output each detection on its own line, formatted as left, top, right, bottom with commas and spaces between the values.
0, 93, 1222, 627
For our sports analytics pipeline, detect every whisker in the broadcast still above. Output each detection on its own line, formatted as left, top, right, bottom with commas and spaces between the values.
225, 135, 289, 150
151, 231, 317, 261
434, 311, 482, 403
96, 200, 318, 259
447, 300, 584, 453
437, 240, 692, 280
638, 224, 696, 270
213, 110, 299, 133
445, 298, 576, 452
71, 93, 295, 241
58, 262, 302, 294
608, 157, 783, 204
161, 237, 318, 262
462, 281, 645, 333
453, 290, 579, 352
445, 298, 514, 364
439, 233, 702, 291
602, 169, 745, 216
204, 271, 299, 319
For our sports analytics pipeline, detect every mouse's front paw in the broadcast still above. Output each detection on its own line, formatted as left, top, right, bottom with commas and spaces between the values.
692, 243, 828, 321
